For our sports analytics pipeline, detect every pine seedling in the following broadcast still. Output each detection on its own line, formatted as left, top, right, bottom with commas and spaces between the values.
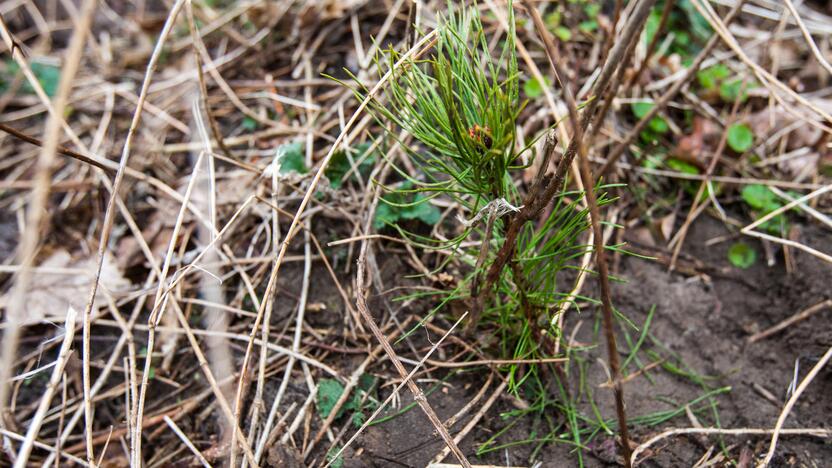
341, 2, 611, 394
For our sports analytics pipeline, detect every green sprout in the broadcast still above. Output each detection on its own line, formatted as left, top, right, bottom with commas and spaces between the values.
337, 5, 632, 459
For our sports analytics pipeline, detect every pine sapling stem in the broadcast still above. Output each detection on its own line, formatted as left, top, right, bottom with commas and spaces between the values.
578, 153, 633, 467
483, 0, 657, 306
468, 207, 499, 331
527, 2, 650, 464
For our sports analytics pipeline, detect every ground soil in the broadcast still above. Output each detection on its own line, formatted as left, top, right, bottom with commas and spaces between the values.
327, 216, 832, 467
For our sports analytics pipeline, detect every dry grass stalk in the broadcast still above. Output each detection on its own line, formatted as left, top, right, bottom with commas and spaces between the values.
0, 1, 830, 466
748, 299, 832, 343
325, 314, 468, 467
0, 0, 96, 462
525, 2, 660, 464
631, 427, 832, 466
14, 307, 77, 467
760, 344, 832, 466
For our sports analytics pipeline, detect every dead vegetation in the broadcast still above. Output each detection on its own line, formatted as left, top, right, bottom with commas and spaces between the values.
0, 0, 830, 467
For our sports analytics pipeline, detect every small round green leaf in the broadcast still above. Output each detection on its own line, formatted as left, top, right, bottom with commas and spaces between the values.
741, 184, 777, 211
276, 142, 307, 174
727, 123, 754, 153
554, 26, 572, 42
648, 116, 670, 134
696, 64, 730, 90
727, 242, 756, 269
523, 76, 551, 98
544, 11, 561, 29
630, 102, 655, 119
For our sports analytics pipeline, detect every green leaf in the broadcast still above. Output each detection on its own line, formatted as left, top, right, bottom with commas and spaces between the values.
648, 116, 669, 134
727, 123, 753, 153
373, 203, 398, 229
740, 184, 778, 211
325, 142, 376, 189
554, 26, 572, 42
644, 9, 662, 46
740, 184, 788, 234
696, 64, 730, 90
523, 76, 550, 98
33, 63, 60, 97
316, 378, 346, 419
679, 0, 713, 41
327, 446, 345, 468
276, 142, 307, 174
584, 3, 601, 18
403, 199, 441, 224
373, 197, 441, 230
373, 182, 441, 230
358, 373, 376, 392
719, 78, 748, 103
666, 158, 700, 175
727, 242, 756, 269
544, 11, 561, 29
3, 59, 61, 96
631, 102, 655, 119
675, 31, 691, 48
241, 116, 258, 131
579, 20, 598, 33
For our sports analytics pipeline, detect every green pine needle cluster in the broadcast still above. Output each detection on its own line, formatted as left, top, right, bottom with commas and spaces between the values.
339, 2, 618, 399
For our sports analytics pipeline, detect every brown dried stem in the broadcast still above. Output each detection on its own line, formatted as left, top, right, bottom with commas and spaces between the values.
355, 216, 471, 467
483, 0, 657, 309
626, 0, 676, 90
527, 4, 637, 464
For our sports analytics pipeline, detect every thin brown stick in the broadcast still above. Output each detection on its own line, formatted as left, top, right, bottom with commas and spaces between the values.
93, 5, 189, 466
169, 292, 261, 467
668, 77, 748, 270
14, 308, 77, 468
163, 416, 212, 468
355, 239, 471, 467
783, 0, 832, 78
133, 149, 205, 466
430, 379, 509, 465
631, 427, 832, 466
467, 205, 499, 331
527, 4, 634, 465
186, 1, 235, 161
597, 0, 624, 70
0, 121, 222, 226
324, 314, 468, 468
0, 123, 109, 171
0, 428, 89, 466
442, 372, 494, 430
0, 0, 96, 462
484, 0, 657, 296
590, 3, 654, 148
695, 1, 832, 126
761, 344, 832, 466
627, 0, 675, 90
740, 184, 832, 264
350, 145, 470, 466
418, 357, 567, 369
748, 299, 832, 343
311, 336, 391, 461
301, 308, 386, 460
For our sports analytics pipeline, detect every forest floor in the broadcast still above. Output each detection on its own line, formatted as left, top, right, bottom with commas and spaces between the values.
0, 0, 830, 467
